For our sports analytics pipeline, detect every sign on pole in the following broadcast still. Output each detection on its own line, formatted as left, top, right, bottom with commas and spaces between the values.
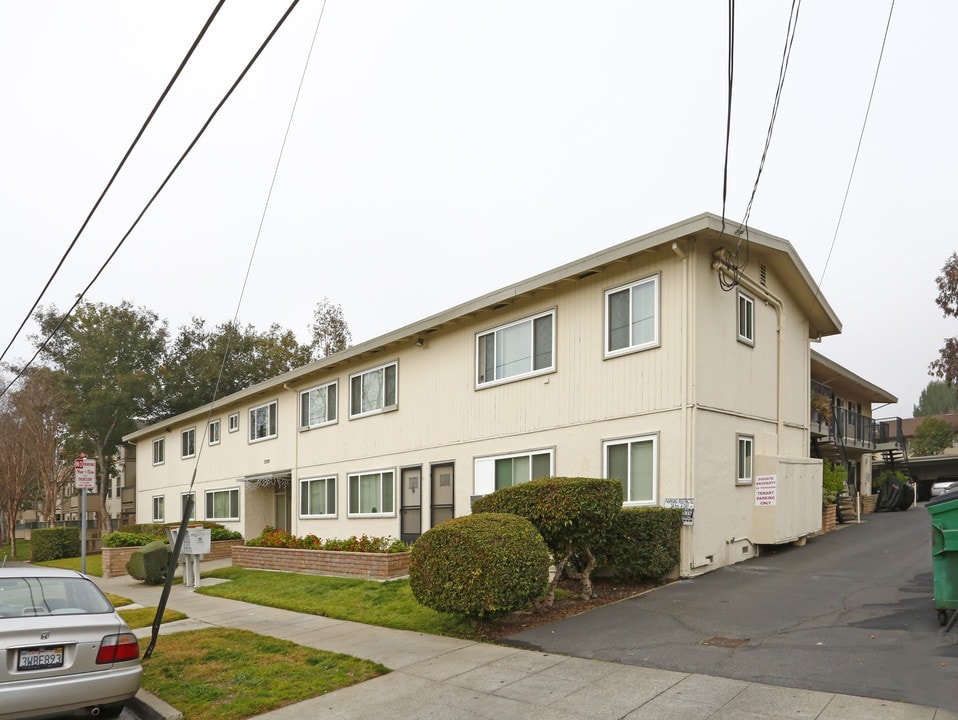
74, 456, 96, 490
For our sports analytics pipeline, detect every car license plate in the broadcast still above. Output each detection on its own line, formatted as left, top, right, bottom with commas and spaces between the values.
18, 646, 64, 670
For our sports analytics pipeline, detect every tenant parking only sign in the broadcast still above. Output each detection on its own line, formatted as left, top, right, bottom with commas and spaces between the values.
754, 474, 777, 506
74, 456, 96, 490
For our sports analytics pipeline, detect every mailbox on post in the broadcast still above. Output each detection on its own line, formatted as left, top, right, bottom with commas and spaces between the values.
167, 526, 211, 589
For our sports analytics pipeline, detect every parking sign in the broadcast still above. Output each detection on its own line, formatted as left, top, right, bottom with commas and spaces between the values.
74, 456, 96, 490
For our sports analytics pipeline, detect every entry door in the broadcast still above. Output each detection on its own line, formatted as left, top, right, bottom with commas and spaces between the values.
275, 489, 289, 531
431, 463, 454, 527
400, 467, 422, 544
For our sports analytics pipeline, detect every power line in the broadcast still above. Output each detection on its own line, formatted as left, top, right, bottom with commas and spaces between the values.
740, 0, 802, 231
720, 0, 735, 236
817, 0, 896, 292
0, 0, 227, 368
1, 0, 304, 402
145, 0, 316, 661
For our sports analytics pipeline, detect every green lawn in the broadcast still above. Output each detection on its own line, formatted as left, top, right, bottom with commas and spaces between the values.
199, 566, 475, 637
140, 628, 388, 720
1, 540, 31, 562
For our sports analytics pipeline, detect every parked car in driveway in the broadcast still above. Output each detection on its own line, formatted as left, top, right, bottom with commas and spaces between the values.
0, 567, 141, 719
931, 476, 958, 497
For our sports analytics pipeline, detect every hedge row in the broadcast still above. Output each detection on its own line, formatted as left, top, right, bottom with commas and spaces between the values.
30, 527, 80, 562
104, 522, 242, 548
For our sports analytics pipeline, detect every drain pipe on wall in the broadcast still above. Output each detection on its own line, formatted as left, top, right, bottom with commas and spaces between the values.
673, 240, 697, 575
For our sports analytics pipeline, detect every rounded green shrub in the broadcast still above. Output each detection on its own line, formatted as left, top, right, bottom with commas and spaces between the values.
126, 540, 170, 585
409, 513, 550, 619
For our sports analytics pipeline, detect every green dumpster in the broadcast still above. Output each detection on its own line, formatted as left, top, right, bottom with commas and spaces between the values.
927, 488, 958, 627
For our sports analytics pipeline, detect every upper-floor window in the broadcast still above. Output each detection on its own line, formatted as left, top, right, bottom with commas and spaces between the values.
205, 488, 239, 521
181, 427, 196, 459
301, 381, 338, 429
208, 419, 221, 446
350, 363, 397, 418
249, 400, 277, 442
476, 310, 555, 387
737, 434, 754, 485
606, 275, 659, 357
152, 437, 165, 466
738, 291, 755, 346
300, 476, 336, 518
474, 449, 553, 495
604, 434, 657, 506
228, 413, 239, 433
347, 469, 395, 516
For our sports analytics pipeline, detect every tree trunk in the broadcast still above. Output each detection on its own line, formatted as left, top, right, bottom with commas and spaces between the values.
563, 543, 598, 599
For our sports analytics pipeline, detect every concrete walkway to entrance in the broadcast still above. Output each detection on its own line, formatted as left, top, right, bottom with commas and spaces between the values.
92, 560, 956, 720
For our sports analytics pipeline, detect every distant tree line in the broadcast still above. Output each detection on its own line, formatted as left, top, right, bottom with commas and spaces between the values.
0, 297, 351, 552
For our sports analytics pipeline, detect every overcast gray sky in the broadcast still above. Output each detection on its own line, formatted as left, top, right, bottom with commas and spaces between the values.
1, 1, 955, 418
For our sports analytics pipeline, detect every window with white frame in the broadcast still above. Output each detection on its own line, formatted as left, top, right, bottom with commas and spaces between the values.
737, 434, 754, 485
181, 428, 196, 459
300, 476, 336, 517
605, 275, 659, 356
181, 492, 196, 520
205, 488, 239, 521
347, 470, 395, 516
738, 291, 755, 346
249, 400, 277, 442
349, 363, 397, 418
208, 419, 221, 446
476, 310, 554, 387
152, 495, 165, 523
300, 381, 338, 429
152, 437, 165, 465
604, 434, 657, 505
474, 449, 553, 495
228, 413, 239, 433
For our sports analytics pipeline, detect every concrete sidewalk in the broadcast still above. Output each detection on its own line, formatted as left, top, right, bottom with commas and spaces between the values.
92, 562, 957, 720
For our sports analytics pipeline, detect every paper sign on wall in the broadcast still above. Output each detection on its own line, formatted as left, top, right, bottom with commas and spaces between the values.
754, 475, 777, 506
664, 497, 695, 525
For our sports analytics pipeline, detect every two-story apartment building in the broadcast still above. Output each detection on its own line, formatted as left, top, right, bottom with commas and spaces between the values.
125, 213, 847, 577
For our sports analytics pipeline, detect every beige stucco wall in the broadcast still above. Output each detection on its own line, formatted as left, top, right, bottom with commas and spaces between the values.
134, 233, 826, 576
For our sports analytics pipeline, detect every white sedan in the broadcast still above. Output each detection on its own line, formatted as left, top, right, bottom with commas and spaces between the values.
0, 567, 142, 719
931, 479, 958, 497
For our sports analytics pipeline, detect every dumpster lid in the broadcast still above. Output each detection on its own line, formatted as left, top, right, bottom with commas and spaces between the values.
927, 486, 958, 509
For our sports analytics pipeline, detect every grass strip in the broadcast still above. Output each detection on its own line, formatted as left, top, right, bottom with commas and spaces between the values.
119, 606, 188, 629
199, 566, 474, 636
140, 628, 387, 720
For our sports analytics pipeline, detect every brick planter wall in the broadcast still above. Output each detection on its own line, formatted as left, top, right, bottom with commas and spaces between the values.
862, 494, 878, 514
101, 539, 244, 579
820, 504, 837, 534
232, 545, 411, 581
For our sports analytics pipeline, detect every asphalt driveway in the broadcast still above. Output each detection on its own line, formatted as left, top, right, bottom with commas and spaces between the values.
506, 506, 958, 710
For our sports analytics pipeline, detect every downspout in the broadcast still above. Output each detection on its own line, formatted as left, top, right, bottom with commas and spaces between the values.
673, 241, 694, 575
283, 383, 299, 535
712, 250, 785, 455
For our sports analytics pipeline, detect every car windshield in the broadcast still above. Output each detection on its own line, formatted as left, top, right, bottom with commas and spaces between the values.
0, 576, 114, 617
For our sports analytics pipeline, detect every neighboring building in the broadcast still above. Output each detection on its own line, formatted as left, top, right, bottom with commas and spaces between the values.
875, 414, 958, 500
809, 350, 897, 498
125, 213, 852, 577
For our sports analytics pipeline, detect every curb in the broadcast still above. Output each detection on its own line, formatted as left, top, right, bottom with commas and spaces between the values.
128, 689, 182, 720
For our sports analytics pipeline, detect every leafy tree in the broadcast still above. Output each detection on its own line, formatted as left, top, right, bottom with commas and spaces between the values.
0, 395, 31, 556
10, 367, 76, 524
158, 319, 313, 419
33, 300, 168, 535
913, 380, 958, 417
910, 416, 954, 457
930, 253, 958, 385
309, 297, 352, 359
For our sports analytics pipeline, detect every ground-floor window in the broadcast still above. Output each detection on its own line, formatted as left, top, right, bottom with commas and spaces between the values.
152, 495, 165, 523
300, 476, 336, 518
205, 488, 239, 521
181, 492, 196, 520
604, 434, 657, 505
737, 434, 754, 485
347, 470, 395, 516
473, 448, 554, 495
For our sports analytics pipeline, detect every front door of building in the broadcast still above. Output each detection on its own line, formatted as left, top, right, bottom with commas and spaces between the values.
400, 466, 422, 544
430, 463, 454, 527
